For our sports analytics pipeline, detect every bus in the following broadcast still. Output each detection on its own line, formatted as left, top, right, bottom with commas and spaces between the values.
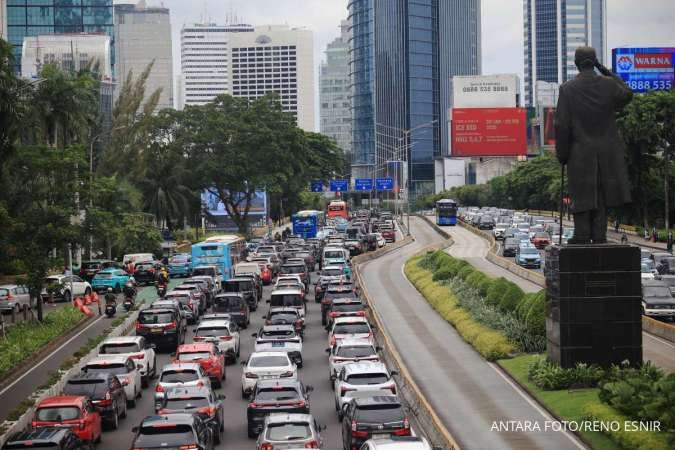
327, 200, 348, 220
436, 199, 458, 226
292, 210, 326, 239
191, 235, 246, 280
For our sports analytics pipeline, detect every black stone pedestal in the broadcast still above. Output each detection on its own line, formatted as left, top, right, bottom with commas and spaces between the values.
544, 244, 642, 368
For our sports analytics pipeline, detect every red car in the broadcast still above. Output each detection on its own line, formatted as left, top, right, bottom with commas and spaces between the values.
174, 343, 226, 388
32, 395, 102, 443
531, 232, 551, 249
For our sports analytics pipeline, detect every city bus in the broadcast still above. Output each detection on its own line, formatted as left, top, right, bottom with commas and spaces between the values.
436, 199, 458, 226
292, 210, 326, 239
191, 235, 246, 280
327, 200, 348, 220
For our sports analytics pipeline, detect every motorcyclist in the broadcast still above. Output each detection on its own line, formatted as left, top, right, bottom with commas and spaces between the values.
123, 277, 137, 299
104, 287, 116, 306
157, 267, 169, 285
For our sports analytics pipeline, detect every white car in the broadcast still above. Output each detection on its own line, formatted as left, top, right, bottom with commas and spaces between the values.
155, 362, 212, 407
361, 436, 434, 450
328, 316, 373, 349
327, 338, 380, 379
193, 320, 241, 363
493, 223, 509, 240
98, 336, 157, 387
241, 351, 297, 398
41, 275, 91, 303
83, 356, 142, 406
254, 325, 303, 368
275, 275, 305, 291
333, 362, 397, 412
373, 233, 386, 248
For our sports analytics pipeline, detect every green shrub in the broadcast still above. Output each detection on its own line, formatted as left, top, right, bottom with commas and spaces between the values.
466, 271, 490, 296
499, 283, 525, 312
527, 356, 604, 390
486, 278, 510, 307
524, 291, 546, 336
456, 264, 474, 281
516, 292, 536, 320
432, 267, 454, 282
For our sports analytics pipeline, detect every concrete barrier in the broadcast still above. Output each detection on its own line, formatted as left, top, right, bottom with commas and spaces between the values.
642, 316, 675, 344
351, 236, 415, 265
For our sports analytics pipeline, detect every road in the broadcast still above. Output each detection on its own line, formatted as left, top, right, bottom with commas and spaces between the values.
360, 217, 585, 450
446, 224, 675, 374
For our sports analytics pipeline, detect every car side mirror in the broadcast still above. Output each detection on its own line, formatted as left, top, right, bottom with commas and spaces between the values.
131, 426, 139, 433
217, 394, 226, 400
330, 374, 337, 381
324, 348, 331, 354
305, 385, 314, 393
375, 346, 382, 351
170, 352, 176, 358
240, 360, 247, 366
390, 370, 399, 376
251, 332, 258, 338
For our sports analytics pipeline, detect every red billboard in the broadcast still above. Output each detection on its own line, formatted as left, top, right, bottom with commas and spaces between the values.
451, 107, 527, 156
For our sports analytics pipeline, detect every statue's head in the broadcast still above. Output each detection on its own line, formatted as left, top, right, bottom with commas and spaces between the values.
575, 46, 597, 70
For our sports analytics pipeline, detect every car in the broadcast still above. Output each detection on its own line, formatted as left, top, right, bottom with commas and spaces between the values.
269, 287, 306, 319
339, 389, 397, 420
256, 413, 325, 449
314, 266, 347, 302
341, 396, 411, 449
642, 279, 675, 318
157, 386, 225, 444
241, 351, 298, 398
372, 233, 386, 248
641, 261, 659, 280
661, 275, 675, 297
327, 297, 368, 325
174, 284, 207, 313
190, 275, 219, 298
265, 307, 304, 336
493, 223, 509, 240
222, 277, 259, 311
81, 356, 142, 407
515, 244, 541, 269
78, 260, 118, 282
136, 306, 186, 349
280, 263, 310, 286
327, 338, 380, 379
250, 257, 274, 284
31, 396, 102, 443
321, 286, 359, 325
192, 265, 223, 289
193, 319, 241, 363
236, 271, 264, 300
502, 238, 519, 257
62, 372, 126, 430
323, 246, 350, 268
1, 427, 94, 450
154, 362, 212, 406
295, 251, 317, 270
361, 436, 436, 449
530, 232, 551, 249
477, 216, 495, 230
122, 253, 155, 267
0, 284, 30, 313
174, 342, 226, 388
380, 226, 396, 243
345, 239, 364, 256
168, 253, 192, 278
656, 256, 675, 276
149, 299, 189, 330
133, 260, 163, 285
253, 324, 303, 367
212, 293, 250, 328
247, 379, 312, 438
98, 336, 157, 387
164, 291, 201, 323
180, 278, 214, 307
130, 413, 214, 450
333, 362, 397, 412
41, 275, 92, 302
90, 269, 130, 294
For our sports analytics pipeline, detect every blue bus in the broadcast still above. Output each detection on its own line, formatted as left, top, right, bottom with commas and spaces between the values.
191, 235, 246, 280
436, 199, 458, 226
292, 210, 325, 239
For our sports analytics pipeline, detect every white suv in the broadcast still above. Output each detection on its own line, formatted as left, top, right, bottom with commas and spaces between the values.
193, 319, 240, 363
360, 436, 434, 450
327, 338, 380, 379
83, 356, 142, 407
98, 336, 157, 387
328, 316, 373, 349
155, 362, 211, 409
240, 351, 297, 398
333, 362, 397, 412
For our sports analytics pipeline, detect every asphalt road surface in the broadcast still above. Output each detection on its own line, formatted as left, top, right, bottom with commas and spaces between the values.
360, 217, 585, 450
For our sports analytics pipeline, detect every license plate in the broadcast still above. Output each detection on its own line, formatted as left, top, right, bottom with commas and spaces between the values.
272, 342, 285, 347
151, 328, 163, 333
372, 433, 390, 439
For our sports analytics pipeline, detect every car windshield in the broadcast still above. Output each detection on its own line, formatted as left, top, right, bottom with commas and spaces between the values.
63, 379, 106, 398
324, 251, 344, 259
136, 263, 155, 270
249, 356, 289, 368
325, 292, 356, 301
215, 297, 242, 309
160, 370, 199, 383
269, 314, 298, 324
520, 247, 539, 255
100, 343, 140, 354
35, 406, 80, 421
322, 269, 343, 277
139, 311, 174, 324
82, 262, 101, 269
165, 295, 190, 305
195, 327, 230, 337
337, 346, 375, 358
346, 373, 389, 385
281, 266, 304, 274
334, 304, 363, 313
333, 323, 370, 334
224, 281, 253, 292
534, 233, 549, 239
192, 268, 214, 277
261, 330, 295, 339
641, 264, 653, 273
177, 352, 211, 361
0, 288, 8, 297
266, 423, 311, 440
164, 397, 210, 410
255, 387, 300, 402
356, 404, 405, 423
44, 277, 61, 285
85, 363, 127, 375
170, 256, 189, 264
271, 295, 302, 307
136, 424, 194, 447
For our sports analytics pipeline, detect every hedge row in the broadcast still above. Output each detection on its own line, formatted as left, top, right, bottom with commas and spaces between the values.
405, 256, 516, 360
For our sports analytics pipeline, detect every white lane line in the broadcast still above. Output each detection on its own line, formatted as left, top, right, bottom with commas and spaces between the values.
488, 362, 587, 450
0, 315, 104, 396
643, 331, 675, 349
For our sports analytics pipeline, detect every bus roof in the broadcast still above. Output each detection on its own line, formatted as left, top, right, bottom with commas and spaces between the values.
199, 235, 244, 244
295, 210, 323, 216
328, 200, 346, 206
436, 199, 457, 204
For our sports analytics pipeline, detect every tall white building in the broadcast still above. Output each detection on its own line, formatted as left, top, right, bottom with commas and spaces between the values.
320, 20, 352, 159
115, 1, 174, 111
179, 23, 315, 131
21, 34, 112, 80
1, 0, 7, 40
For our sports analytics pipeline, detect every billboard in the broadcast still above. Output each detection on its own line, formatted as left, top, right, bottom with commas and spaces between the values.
452, 74, 520, 108
329, 179, 349, 192
310, 181, 323, 192
354, 178, 373, 191
435, 158, 465, 193
613, 47, 674, 93
202, 190, 267, 216
451, 108, 527, 157
375, 178, 394, 191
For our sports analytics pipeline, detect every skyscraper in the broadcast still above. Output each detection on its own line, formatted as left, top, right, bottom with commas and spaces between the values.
523, 0, 607, 106
320, 20, 352, 165
349, 0, 481, 197
115, 1, 173, 111
5, 0, 114, 74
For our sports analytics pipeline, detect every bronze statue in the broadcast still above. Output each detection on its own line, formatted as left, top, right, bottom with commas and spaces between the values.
554, 47, 633, 244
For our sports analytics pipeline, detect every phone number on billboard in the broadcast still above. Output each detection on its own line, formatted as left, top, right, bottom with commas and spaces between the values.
626, 79, 672, 91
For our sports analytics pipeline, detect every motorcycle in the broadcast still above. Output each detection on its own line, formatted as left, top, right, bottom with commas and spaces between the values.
156, 282, 167, 298
105, 301, 116, 318
122, 296, 135, 311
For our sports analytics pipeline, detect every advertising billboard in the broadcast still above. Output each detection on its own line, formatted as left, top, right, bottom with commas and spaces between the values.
202, 190, 267, 216
613, 47, 674, 93
451, 108, 527, 157
451, 74, 520, 108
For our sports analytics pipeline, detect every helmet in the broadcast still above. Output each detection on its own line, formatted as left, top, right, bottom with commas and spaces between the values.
107, 287, 113, 293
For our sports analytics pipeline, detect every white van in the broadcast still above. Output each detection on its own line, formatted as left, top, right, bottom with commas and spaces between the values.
235, 262, 262, 277
122, 253, 155, 265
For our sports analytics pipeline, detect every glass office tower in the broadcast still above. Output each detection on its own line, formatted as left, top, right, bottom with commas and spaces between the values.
6, 0, 114, 73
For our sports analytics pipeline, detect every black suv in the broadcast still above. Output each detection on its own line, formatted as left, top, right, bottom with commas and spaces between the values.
136, 307, 185, 349
133, 260, 163, 285
2, 427, 93, 450
503, 238, 519, 257
321, 287, 358, 325
246, 379, 312, 438
341, 396, 411, 449
212, 293, 250, 328
62, 372, 126, 429
131, 413, 214, 450
223, 278, 259, 311
157, 386, 225, 445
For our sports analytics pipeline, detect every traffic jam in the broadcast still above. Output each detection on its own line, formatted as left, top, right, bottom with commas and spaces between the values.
2, 207, 436, 450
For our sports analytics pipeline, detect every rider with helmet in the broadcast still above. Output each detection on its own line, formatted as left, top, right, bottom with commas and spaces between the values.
123, 276, 137, 299
157, 267, 169, 285
104, 287, 116, 306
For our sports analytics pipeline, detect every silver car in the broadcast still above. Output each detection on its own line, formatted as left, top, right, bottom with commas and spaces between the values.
256, 413, 325, 449
0, 284, 31, 313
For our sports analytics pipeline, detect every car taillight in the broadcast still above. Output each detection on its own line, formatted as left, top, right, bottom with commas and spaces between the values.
330, 336, 336, 346
165, 321, 177, 330
197, 406, 216, 416
280, 371, 294, 378
329, 312, 338, 318
193, 336, 204, 341
248, 402, 259, 408
119, 376, 130, 386
304, 441, 319, 449
341, 386, 356, 396
135, 322, 144, 331
219, 336, 232, 341
260, 444, 274, 450
155, 384, 164, 393
178, 445, 199, 450
130, 353, 145, 360
389, 383, 397, 395
293, 400, 306, 408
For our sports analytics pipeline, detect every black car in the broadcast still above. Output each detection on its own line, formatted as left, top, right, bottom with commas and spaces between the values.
157, 386, 225, 444
321, 287, 358, 326
341, 396, 411, 449
314, 267, 347, 303
503, 238, 519, 257
62, 372, 126, 429
133, 260, 164, 285
136, 307, 185, 349
2, 427, 93, 450
657, 257, 675, 276
222, 278, 259, 311
661, 275, 675, 297
131, 414, 214, 450
79, 260, 118, 282
247, 379, 312, 438
212, 293, 250, 328
477, 216, 496, 230
265, 307, 303, 335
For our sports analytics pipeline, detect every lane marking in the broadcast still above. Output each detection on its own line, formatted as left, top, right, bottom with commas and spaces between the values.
643, 331, 675, 349
0, 315, 105, 397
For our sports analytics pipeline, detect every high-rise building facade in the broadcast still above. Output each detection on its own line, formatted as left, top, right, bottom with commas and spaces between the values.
115, 1, 173, 110
320, 20, 352, 165
349, 0, 481, 197
21, 33, 111, 78
523, 0, 607, 106
5, 0, 114, 74
1, 0, 7, 40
